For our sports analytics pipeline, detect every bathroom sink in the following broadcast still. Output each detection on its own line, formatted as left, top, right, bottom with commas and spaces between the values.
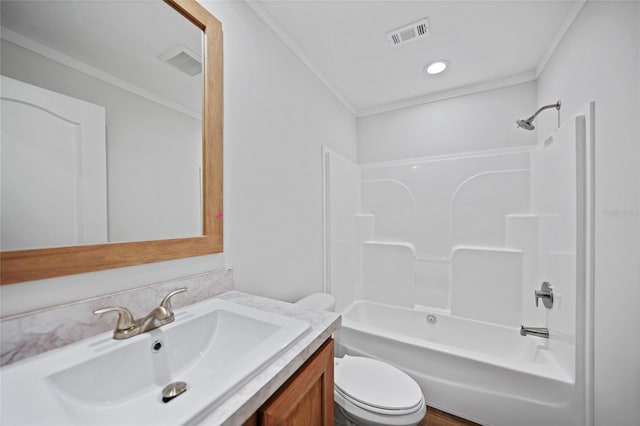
0, 298, 310, 425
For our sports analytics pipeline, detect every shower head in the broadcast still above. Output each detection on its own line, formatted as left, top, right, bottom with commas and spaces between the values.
516, 100, 561, 131
516, 118, 535, 130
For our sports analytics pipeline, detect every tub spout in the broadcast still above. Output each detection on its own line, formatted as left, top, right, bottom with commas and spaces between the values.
520, 326, 549, 339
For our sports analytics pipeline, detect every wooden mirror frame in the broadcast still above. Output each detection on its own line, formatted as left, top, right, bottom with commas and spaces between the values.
0, 0, 223, 285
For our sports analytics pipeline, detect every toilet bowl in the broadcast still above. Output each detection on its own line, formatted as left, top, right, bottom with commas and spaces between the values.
334, 355, 426, 426
295, 293, 426, 426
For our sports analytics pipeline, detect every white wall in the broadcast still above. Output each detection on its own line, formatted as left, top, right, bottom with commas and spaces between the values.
536, 2, 640, 425
357, 81, 537, 163
200, 1, 357, 303
0, 0, 357, 316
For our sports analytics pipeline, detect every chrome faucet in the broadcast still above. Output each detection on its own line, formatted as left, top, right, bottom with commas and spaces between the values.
520, 326, 549, 339
94, 288, 187, 340
534, 282, 554, 308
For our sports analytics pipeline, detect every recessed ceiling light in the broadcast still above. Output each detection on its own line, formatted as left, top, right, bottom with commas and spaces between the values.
425, 60, 448, 75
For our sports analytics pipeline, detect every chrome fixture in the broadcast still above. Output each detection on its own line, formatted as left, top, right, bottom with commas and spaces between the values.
535, 281, 554, 309
162, 381, 187, 403
520, 326, 549, 339
516, 100, 561, 130
93, 288, 187, 340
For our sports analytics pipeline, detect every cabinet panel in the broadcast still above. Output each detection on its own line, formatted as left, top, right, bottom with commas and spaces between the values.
259, 338, 334, 426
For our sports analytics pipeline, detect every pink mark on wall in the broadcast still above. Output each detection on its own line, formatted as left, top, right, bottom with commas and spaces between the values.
215, 211, 223, 219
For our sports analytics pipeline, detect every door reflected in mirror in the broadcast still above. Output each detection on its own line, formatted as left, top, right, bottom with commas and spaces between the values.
1, 0, 204, 251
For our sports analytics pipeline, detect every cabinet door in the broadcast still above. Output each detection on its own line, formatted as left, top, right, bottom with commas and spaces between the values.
259, 338, 334, 426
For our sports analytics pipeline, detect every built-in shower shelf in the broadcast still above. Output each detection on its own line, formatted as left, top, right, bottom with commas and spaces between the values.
362, 240, 416, 252
451, 245, 522, 254
415, 256, 450, 264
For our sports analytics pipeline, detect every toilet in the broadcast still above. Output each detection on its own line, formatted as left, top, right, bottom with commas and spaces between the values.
296, 293, 426, 426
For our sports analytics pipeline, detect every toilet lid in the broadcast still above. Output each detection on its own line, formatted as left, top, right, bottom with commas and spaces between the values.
334, 356, 424, 413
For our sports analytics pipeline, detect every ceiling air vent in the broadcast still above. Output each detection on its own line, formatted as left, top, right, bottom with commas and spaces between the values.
159, 45, 202, 76
386, 18, 431, 47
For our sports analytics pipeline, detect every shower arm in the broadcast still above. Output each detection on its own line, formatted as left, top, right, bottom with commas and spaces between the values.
525, 101, 561, 122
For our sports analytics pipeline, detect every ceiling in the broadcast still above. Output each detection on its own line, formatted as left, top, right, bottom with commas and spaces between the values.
1, 1, 580, 117
1, 1, 203, 114
251, 0, 579, 115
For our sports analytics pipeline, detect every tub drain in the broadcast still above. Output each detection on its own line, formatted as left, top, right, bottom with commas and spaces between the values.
162, 381, 187, 403
426, 314, 437, 324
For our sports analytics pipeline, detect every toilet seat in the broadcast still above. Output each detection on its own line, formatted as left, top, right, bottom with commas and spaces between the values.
334, 389, 426, 426
335, 386, 424, 416
334, 356, 424, 416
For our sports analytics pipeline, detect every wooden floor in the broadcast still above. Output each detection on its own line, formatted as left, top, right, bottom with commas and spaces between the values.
419, 406, 480, 426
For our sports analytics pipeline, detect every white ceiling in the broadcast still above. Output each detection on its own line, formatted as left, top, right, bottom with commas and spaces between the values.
251, 0, 578, 114
1, 1, 203, 114
2, 1, 579, 117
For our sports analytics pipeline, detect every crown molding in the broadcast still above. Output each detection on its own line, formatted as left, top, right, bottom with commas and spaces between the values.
357, 71, 537, 117
242, 0, 357, 116
0, 27, 201, 119
243, 0, 587, 118
536, 0, 588, 78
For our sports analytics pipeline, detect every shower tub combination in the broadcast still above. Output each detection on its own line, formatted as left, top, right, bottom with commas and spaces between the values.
325, 106, 593, 426
336, 301, 579, 426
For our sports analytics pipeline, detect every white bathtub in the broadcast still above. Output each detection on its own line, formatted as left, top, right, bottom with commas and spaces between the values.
335, 301, 583, 426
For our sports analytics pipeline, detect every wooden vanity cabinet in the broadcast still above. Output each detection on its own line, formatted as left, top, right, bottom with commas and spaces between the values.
244, 338, 334, 426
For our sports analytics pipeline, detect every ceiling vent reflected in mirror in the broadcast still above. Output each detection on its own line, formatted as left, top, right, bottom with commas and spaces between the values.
160, 44, 202, 76
386, 18, 430, 47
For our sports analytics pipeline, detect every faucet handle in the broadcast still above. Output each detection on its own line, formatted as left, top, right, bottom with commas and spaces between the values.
159, 288, 187, 313
534, 281, 554, 308
93, 307, 136, 331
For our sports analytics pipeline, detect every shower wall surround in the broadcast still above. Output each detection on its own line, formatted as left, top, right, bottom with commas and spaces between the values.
327, 109, 590, 425
327, 101, 587, 380
0, 269, 233, 366
359, 121, 580, 333
361, 149, 533, 322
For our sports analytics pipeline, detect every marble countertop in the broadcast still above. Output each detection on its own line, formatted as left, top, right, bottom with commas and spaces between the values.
195, 290, 341, 425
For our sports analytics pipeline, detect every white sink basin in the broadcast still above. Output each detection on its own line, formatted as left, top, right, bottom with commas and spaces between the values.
0, 297, 310, 425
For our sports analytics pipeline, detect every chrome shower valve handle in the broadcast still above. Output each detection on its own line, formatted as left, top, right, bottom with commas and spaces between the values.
534, 282, 554, 309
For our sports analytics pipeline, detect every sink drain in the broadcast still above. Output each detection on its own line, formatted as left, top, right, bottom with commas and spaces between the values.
151, 339, 164, 353
162, 381, 187, 403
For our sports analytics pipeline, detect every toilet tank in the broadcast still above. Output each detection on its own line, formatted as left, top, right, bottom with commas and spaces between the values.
296, 293, 336, 311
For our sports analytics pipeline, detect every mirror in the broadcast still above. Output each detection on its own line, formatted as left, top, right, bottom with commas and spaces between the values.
0, 0, 223, 284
